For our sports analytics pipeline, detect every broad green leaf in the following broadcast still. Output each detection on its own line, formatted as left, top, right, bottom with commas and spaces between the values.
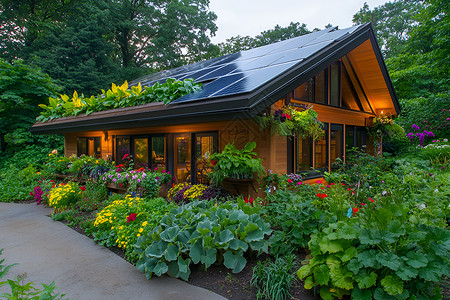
145, 240, 168, 258
319, 237, 344, 253
406, 252, 428, 268
229, 239, 248, 251
151, 262, 168, 277
200, 248, 217, 269
418, 261, 442, 282
325, 255, 341, 270
189, 242, 202, 264
359, 228, 381, 245
313, 264, 330, 285
396, 264, 418, 281
304, 276, 314, 289
335, 223, 359, 239
177, 257, 191, 274
218, 229, 234, 244
376, 252, 402, 271
381, 275, 403, 296
341, 247, 358, 262
297, 264, 311, 280
160, 226, 180, 243
358, 250, 379, 268
223, 250, 247, 273
354, 270, 378, 289
351, 287, 373, 300
319, 286, 334, 300
330, 266, 354, 290
165, 244, 178, 261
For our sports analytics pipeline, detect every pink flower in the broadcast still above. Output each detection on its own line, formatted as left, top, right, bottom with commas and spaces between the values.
297, 182, 302, 185
316, 180, 322, 184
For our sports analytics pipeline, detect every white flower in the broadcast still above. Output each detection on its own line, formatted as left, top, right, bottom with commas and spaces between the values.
434, 188, 439, 193
419, 203, 426, 210
382, 190, 387, 196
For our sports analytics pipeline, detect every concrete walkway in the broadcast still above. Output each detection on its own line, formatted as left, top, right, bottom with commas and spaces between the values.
0, 202, 227, 300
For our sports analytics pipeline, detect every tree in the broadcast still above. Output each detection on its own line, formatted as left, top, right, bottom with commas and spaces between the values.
218, 22, 312, 56
97, 0, 218, 71
28, 5, 121, 95
0, 59, 59, 153
352, 1, 423, 58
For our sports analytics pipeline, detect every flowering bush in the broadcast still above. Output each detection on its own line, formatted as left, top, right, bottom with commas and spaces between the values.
48, 182, 82, 211
168, 183, 208, 204
102, 168, 170, 197
89, 195, 176, 261
256, 105, 323, 139
406, 124, 435, 147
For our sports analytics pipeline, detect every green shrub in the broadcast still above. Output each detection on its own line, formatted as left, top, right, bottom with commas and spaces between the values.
135, 199, 272, 280
297, 190, 449, 300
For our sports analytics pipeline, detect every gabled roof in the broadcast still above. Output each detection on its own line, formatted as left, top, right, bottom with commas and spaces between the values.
31, 23, 399, 134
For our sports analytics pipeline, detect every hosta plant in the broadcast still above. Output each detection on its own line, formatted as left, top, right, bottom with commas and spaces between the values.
135, 199, 272, 280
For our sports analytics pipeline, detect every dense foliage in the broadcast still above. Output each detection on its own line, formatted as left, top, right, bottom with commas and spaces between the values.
37, 78, 201, 122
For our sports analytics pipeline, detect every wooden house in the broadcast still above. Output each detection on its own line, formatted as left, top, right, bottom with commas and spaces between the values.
31, 23, 400, 187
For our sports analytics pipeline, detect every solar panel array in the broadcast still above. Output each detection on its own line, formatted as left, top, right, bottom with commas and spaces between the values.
130, 25, 360, 104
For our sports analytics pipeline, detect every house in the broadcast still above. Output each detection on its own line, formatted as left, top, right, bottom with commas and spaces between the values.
31, 23, 400, 187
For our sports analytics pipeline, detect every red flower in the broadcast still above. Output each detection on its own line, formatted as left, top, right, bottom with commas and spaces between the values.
244, 197, 254, 204
316, 193, 327, 199
369, 198, 375, 203
50, 180, 55, 183
287, 179, 293, 184
352, 207, 359, 216
360, 203, 366, 206
30, 192, 33, 196
320, 187, 325, 190
127, 213, 137, 223
117, 164, 124, 168
38, 181, 42, 183
341, 183, 346, 186
211, 159, 217, 166
347, 188, 352, 191
79, 186, 86, 192
123, 154, 129, 159
330, 183, 335, 186
285, 114, 291, 119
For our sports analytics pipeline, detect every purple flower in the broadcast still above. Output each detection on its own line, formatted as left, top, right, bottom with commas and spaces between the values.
412, 124, 420, 131
137, 179, 141, 183
156, 176, 160, 180
113, 178, 116, 182
407, 132, 415, 140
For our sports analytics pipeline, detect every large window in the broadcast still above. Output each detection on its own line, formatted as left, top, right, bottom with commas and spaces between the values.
330, 124, 343, 167
345, 125, 367, 154
294, 69, 327, 104
77, 137, 101, 158
116, 135, 167, 170
173, 132, 218, 184
314, 124, 328, 170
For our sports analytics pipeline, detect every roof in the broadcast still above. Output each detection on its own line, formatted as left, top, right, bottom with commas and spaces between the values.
31, 23, 400, 134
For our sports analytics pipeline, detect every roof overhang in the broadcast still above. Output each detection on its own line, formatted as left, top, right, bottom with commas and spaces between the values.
31, 23, 399, 135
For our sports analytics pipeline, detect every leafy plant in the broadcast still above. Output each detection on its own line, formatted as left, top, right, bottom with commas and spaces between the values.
255, 105, 323, 139
209, 142, 265, 185
48, 182, 83, 211
297, 201, 449, 300
135, 199, 272, 280
0, 249, 65, 299
37, 78, 202, 122
251, 254, 298, 300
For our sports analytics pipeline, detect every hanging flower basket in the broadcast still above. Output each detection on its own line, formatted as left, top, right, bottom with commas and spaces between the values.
255, 105, 323, 139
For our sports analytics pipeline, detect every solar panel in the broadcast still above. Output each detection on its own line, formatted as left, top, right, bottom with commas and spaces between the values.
211, 61, 298, 98
131, 25, 363, 104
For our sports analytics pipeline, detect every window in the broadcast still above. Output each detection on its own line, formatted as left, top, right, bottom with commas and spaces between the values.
77, 137, 101, 158
330, 124, 343, 167
293, 70, 327, 104
151, 136, 166, 171
330, 62, 340, 106
314, 124, 328, 170
173, 132, 218, 184
116, 136, 131, 165
295, 136, 312, 172
345, 125, 367, 153
134, 137, 149, 169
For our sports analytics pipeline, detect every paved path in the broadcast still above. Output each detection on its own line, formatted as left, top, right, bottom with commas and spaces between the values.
0, 202, 227, 300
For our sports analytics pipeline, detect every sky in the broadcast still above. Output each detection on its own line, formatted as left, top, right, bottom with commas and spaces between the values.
209, 0, 388, 44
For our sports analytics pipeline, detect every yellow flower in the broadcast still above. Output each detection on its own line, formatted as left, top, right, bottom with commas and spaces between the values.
138, 228, 143, 233
142, 221, 148, 227
137, 234, 141, 237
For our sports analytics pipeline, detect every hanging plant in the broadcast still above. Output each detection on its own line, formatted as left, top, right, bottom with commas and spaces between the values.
256, 105, 323, 139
